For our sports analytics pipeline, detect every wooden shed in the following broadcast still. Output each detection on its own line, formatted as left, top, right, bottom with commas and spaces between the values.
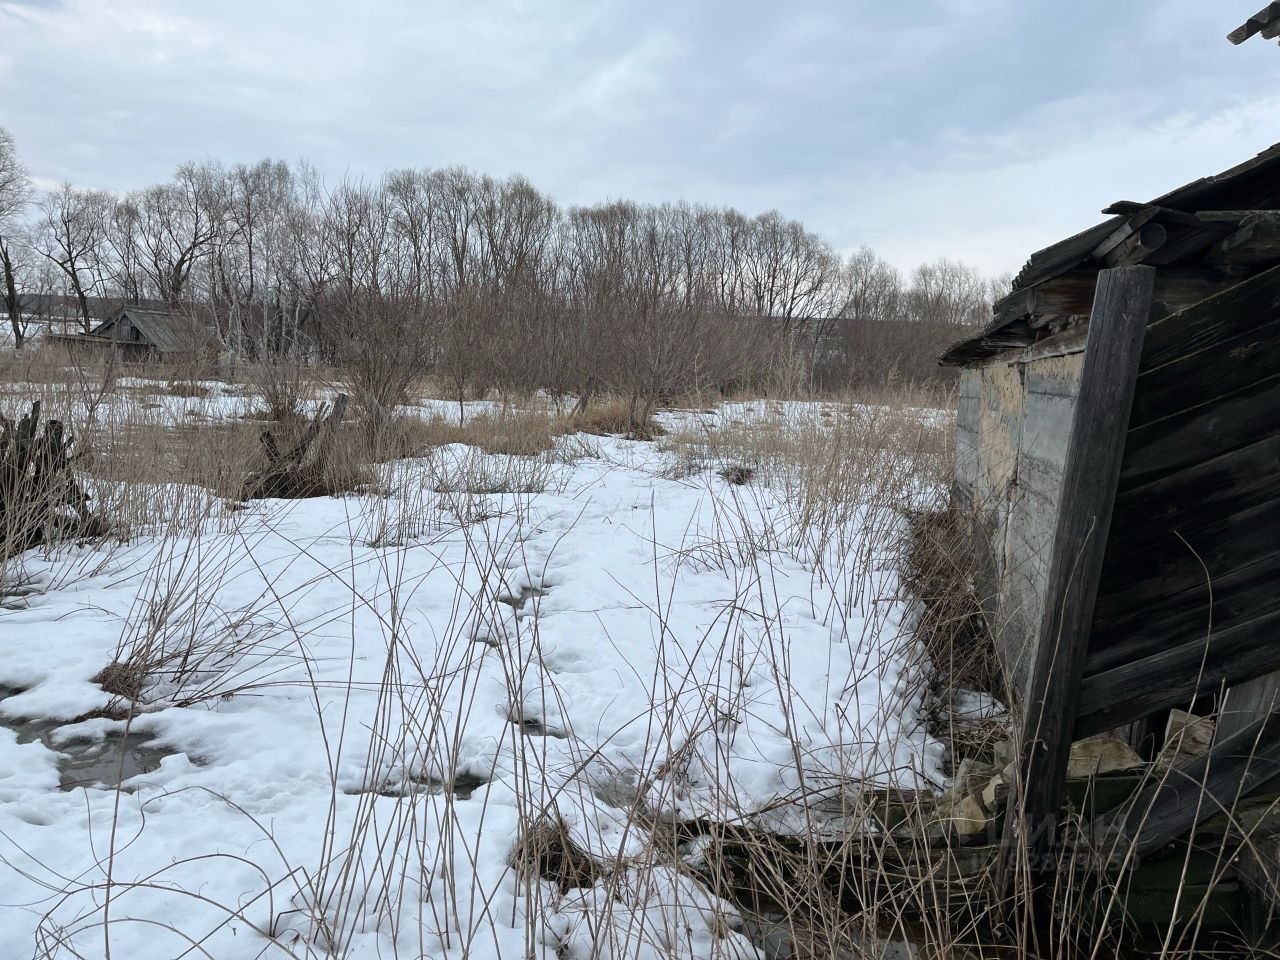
941, 142, 1280, 879
74, 306, 221, 365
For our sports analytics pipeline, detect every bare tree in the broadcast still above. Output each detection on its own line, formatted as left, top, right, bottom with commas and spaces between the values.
739, 210, 840, 334
130, 162, 226, 308
8, 141, 1003, 405
35, 184, 114, 333
321, 289, 433, 434
0, 128, 33, 346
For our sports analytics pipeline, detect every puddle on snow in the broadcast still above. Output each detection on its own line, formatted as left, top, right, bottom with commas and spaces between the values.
407, 771, 488, 799
496, 586, 547, 616
354, 771, 489, 800
0, 686, 174, 791
513, 717, 568, 739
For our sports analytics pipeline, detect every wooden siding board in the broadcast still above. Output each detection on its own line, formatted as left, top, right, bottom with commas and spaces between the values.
1078, 607, 1280, 736
1096, 496, 1280, 623
1140, 261, 1280, 371
1091, 554, 1280, 674
1106, 432, 1280, 559
1119, 372, 1280, 489
1131, 313, 1280, 429
1221, 675, 1280, 741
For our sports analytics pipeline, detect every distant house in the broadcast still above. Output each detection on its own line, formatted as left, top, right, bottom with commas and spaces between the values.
50, 306, 222, 365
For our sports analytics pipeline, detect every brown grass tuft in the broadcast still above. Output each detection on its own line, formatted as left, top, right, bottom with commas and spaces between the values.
510, 815, 606, 894
91, 661, 146, 701
901, 505, 1001, 698
572, 398, 665, 440
404, 411, 570, 458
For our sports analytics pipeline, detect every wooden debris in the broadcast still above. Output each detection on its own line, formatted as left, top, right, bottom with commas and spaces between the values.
1066, 737, 1145, 778
241, 395, 350, 500
1, 401, 99, 564
1093, 712, 1280, 859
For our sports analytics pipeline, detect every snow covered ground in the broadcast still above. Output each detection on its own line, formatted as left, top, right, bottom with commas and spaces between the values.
0, 408, 943, 959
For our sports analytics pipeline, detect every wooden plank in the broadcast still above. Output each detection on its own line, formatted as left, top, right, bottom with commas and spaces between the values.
1017, 323, 1088, 362
1106, 200, 1220, 227
1108, 431, 1280, 557
1093, 712, 1280, 860
999, 266, 1154, 928
1207, 217, 1280, 266
1076, 607, 1280, 737
1092, 554, 1280, 673
1221, 673, 1280, 742
1141, 223, 1237, 267
1094, 495, 1280, 641
1132, 314, 1280, 429
1120, 372, 1280, 489
1197, 210, 1276, 224
1141, 262, 1280, 371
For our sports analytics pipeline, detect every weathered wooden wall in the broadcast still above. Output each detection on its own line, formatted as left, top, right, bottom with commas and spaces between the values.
955, 326, 1087, 695
958, 262, 1280, 743
1079, 262, 1280, 736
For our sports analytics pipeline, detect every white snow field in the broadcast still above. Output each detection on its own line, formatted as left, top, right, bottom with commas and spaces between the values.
0, 403, 943, 959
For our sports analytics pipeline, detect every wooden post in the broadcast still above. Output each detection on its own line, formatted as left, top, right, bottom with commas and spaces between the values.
1000, 265, 1156, 952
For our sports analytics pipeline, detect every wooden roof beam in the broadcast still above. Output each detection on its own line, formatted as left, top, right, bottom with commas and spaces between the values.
1092, 207, 1162, 259
1104, 223, 1168, 267
1206, 215, 1280, 266
1229, 2, 1280, 44
1103, 201, 1205, 229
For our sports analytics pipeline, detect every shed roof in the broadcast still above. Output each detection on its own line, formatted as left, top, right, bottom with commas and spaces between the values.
92, 307, 222, 355
940, 140, 1280, 366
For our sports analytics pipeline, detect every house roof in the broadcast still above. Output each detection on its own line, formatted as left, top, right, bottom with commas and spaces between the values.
939, 140, 1280, 366
92, 306, 222, 354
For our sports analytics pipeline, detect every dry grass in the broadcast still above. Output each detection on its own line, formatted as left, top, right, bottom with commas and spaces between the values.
903, 505, 1002, 701
403, 410, 572, 457
571, 396, 666, 440
161, 381, 213, 399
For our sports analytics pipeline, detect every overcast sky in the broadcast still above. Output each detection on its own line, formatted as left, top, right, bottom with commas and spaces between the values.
2, 0, 1279, 276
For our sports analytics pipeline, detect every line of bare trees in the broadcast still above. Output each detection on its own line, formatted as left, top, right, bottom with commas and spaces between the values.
0, 128, 1005, 423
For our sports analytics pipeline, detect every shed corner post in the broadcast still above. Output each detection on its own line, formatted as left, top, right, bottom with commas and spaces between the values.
998, 264, 1156, 953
